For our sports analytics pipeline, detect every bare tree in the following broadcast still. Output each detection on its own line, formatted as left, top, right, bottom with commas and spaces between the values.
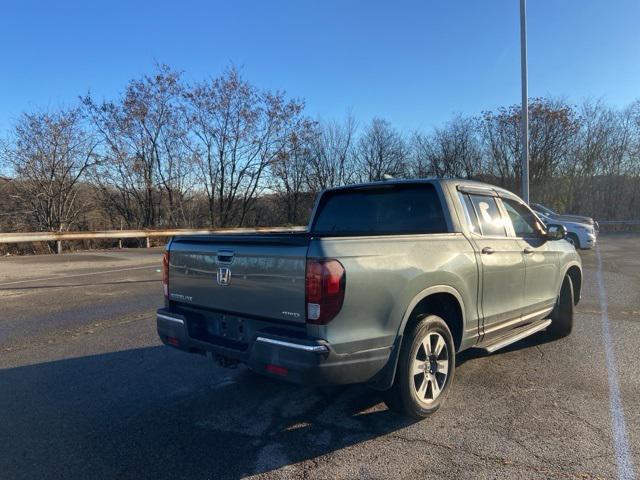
82, 64, 190, 228
3, 60, 640, 245
307, 115, 357, 191
480, 98, 578, 196
565, 100, 619, 214
409, 115, 483, 179
269, 120, 317, 224
184, 67, 308, 227
356, 118, 407, 181
408, 131, 434, 178
479, 107, 516, 187
592, 102, 635, 218
1, 108, 97, 236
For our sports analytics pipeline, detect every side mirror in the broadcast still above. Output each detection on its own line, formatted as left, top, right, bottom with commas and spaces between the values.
545, 224, 567, 241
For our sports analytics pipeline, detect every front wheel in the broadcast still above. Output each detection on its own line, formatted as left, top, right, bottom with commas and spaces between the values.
384, 315, 455, 418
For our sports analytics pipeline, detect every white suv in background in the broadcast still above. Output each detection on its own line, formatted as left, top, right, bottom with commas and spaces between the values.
531, 203, 599, 233
536, 212, 597, 250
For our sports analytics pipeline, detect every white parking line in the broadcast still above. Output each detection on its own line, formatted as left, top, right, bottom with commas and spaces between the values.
0, 265, 158, 287
596, 245, 636, 480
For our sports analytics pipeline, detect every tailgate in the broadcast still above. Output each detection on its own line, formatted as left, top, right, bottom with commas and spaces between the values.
168, 234, 308, 324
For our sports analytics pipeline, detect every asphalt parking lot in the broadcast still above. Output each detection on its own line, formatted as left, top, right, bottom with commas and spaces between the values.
1, 236, 638, 479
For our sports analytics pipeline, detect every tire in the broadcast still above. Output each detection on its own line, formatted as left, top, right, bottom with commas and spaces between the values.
548, 275, 574, 338
383, 315, 455, 419
566, 233, 580, 249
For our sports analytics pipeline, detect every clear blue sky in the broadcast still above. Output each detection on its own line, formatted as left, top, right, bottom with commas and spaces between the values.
1, 0, 639, 133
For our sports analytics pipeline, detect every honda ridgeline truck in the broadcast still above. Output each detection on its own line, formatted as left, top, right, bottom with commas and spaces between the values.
157, 179, 582, 418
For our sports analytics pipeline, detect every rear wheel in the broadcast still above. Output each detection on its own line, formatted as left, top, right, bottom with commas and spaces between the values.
548, 275, 574, 338
384, 315, 455, 418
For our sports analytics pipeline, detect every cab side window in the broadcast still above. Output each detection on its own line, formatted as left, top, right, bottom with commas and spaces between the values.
458, 193, 481, 235
468, 194, 507, 237
501, 198, 544, 237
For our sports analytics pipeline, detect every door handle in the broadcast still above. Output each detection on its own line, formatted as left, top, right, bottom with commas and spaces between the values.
481, 246, 495, 255
523, 247, 534, 254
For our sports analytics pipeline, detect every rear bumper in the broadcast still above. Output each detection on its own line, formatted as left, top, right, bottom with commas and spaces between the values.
156, 308, 391, 386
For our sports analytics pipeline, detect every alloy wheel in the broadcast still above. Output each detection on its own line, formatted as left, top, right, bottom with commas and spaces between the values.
411, 332, 449, 405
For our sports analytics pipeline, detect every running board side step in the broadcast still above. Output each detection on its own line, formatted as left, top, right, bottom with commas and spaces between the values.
477, 319, 552, 353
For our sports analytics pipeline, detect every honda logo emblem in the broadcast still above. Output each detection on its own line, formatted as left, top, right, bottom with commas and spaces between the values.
217, 267, 231, 286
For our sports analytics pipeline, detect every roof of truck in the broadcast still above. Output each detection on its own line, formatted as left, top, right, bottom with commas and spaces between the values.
324, 177, 523, 202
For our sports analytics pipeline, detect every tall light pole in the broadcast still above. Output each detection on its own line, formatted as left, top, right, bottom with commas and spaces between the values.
520, 0, 529, 203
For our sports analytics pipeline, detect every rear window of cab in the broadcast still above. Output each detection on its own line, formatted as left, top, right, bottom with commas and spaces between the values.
311, 183, 448, 235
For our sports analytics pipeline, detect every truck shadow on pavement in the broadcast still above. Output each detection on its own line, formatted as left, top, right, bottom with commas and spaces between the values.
1, 346, 416, 480
2, 331, 561, 479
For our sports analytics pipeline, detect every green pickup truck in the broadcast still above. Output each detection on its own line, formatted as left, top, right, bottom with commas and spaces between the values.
157, 179, 582, 418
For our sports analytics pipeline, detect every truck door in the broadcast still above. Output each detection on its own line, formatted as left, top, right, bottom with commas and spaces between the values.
459, 192, 527, 343
499, 197, 560, 320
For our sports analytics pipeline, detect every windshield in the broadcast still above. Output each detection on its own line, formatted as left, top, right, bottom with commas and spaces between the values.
533, 203, 556, 216
312, 183, 448, 235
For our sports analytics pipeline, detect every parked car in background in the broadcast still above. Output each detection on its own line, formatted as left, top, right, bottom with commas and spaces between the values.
157, 179, 582, 418
535, 211, 596, 250
531, 203, 599, 233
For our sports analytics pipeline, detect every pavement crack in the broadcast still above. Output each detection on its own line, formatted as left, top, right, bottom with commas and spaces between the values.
561, 409, 607, 437
1, 312, 153, 353
389, 432, 606, 479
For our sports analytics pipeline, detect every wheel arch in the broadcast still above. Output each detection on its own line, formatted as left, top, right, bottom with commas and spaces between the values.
398, 286, 466, 352
566, 232, 581, 249
370, 286, 466, 391
564, 263, 582, 305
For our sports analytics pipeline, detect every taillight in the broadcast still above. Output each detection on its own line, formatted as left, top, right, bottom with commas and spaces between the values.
305, 259, 346, 324
266, 364, 288, 376
162, 251, 170, 298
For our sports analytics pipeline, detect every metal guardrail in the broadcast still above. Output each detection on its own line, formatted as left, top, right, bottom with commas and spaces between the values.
0, 221, 637, 254
597, 220, 640, 225
0, 227, 307, 254
597, 220, 640, 233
